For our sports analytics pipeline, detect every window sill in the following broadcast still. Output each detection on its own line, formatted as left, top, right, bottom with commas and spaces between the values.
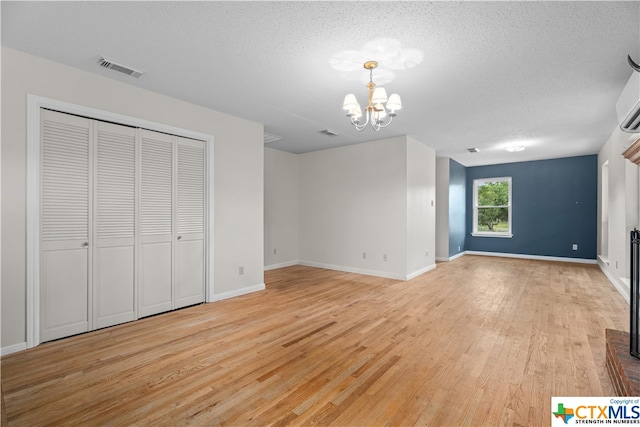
471, 232, 513, 238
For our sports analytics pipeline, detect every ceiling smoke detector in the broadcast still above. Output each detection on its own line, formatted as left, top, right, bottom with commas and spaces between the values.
97, 56, 144, 78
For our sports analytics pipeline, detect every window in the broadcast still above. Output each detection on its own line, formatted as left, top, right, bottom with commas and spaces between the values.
472, 177, 512, 237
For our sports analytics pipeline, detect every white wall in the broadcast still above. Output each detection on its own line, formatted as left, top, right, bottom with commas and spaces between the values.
264, 148, 299, 269
298, 137, 407, 278
1, 47, 264, 349
296, 136, 435, 280
598, 126, 640, 302
406, 137, 436, 277
435, 158, 450, 260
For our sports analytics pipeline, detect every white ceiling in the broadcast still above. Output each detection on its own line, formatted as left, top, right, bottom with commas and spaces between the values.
2, 1, 639, 166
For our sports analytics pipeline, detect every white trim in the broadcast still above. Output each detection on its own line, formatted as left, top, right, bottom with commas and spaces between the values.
597, 259, 630, 304
264, 260, 299, 271
471, 232, 513, 238
26, 95, 214, 348
597, 254, 610, 266
406, 263, 437, 280
465, 250, 597, 264
436, 252, 465, 262
2, 342, 27, 356
265, 261, 437, 281
298, 260, 408, 281
206, 132, 215, 302
26, 96, 41, 349
208, 283, 265, 302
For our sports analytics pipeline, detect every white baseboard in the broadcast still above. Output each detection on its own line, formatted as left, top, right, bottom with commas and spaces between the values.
436, 252, 465, 262
208, 283, 265, 303
2, 342, 27, 356
406, 263, 437, 280
597, 261, 630, 304
268, 260, 437, 281
264, 260, 299, 271
298, 260, 407, 281
465, 251, 597, 264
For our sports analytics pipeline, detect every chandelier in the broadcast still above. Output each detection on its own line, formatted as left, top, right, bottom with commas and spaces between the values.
342, 61, 402, 132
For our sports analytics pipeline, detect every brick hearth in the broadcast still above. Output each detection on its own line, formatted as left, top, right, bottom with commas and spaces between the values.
606, 329, 640, 396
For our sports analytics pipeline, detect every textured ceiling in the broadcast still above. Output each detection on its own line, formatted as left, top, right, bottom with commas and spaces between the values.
2, 1, 639, 166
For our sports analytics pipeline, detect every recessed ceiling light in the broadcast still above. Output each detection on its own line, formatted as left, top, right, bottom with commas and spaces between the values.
505, 146, 525, 152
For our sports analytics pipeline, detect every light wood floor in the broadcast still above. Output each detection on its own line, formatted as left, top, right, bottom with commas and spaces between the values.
1, 256, 629, 426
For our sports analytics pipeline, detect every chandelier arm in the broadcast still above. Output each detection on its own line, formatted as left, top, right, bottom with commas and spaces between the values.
351, 110, 370, 131
376, 115, 394, 129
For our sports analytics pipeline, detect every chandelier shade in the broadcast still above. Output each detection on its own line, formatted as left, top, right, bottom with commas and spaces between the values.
342, 61, 401, 132
372, 87, 388, 104
386, 93, 402, 111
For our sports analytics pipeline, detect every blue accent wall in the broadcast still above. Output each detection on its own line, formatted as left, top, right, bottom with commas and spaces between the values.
449, 159, 466, 257
465, 155, 597, 259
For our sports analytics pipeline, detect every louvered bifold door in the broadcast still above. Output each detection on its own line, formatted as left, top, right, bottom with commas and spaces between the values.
40, 110, 92, 342
175, 137, 206, 308
139, 129, 174, 317
93, 121, 136, 329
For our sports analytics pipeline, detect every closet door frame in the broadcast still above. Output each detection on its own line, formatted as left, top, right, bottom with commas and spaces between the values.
26, 95, 214, 349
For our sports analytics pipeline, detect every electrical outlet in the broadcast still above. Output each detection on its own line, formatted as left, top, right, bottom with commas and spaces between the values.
239, 266, 244, 275
426, 251, 429, 257
572, 244, 578, 251
383, 254, 388, 262
458, 246, 461, 252
363, 252, 367, 259
273, 248, 277, 255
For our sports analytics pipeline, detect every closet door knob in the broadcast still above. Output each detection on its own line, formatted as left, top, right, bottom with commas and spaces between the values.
177, 236, 182, 240
82, 242, 89, 247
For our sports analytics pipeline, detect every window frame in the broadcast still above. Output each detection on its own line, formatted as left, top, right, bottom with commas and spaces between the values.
472, 176, 513, 238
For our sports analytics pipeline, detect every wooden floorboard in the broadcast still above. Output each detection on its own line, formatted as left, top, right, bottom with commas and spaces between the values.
1, 256, 629, 426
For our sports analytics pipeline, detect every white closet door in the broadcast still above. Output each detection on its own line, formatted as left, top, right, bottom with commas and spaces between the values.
40, 110, 91, 342
93, 121, 136, 329
175, 137, 206, 308
139, 129, 174, 317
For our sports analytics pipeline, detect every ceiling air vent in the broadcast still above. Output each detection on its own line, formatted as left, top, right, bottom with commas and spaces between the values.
264, 132, 282, 144
319, 129, 339, 137
97, 56, 144, 78
467, 147, 480, 153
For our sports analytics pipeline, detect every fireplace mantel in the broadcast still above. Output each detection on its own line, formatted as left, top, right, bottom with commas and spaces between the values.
623, 137, 640, 165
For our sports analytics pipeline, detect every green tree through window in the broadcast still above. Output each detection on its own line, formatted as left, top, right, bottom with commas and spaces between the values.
477, 181, 509, 231
473, 177, 512, 236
